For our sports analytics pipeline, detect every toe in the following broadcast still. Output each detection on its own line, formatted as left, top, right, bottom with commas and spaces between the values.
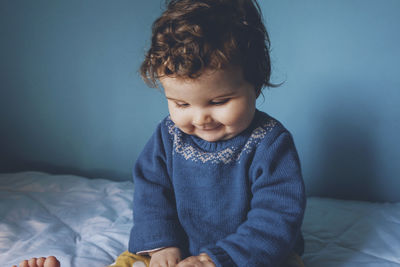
44, 256, 60, 267
36, 257, 46, 267
28, 258, 38, 267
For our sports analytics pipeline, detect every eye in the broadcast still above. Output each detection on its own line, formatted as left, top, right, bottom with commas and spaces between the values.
175, 102, 190, 108
211, 98, 230, 105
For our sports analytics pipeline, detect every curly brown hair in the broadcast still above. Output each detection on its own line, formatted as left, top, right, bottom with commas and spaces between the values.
140, 0, 274, 95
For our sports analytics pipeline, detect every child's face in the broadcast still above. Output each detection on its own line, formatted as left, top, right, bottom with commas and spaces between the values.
160, 65, 257, 142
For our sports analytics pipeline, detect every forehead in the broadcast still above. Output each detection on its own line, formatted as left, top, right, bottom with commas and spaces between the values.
160, 66, 246, 95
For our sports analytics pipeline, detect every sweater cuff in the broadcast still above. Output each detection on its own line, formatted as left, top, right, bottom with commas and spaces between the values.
200, 246, 236, 267
128, 220, 186, 253
137, 247, 165, 255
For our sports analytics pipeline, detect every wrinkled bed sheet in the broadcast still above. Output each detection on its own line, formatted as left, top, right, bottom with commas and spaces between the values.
1, 172, 400, 267
302, 197, 400, 266
0, 172, 133, 267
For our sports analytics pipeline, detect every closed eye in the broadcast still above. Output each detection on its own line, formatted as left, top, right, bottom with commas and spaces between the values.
211, 98, 230, 105
175, 102, 190, 108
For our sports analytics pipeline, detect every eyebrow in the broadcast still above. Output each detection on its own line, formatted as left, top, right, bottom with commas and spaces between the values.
166, 97, 184, 102
166, 93, 236, 102
212, 93, 236, 99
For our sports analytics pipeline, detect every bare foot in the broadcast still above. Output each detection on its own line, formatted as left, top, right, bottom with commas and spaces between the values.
12, 256, 60, 267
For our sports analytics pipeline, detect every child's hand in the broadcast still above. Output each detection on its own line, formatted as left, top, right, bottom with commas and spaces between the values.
176, 253, 215, 267
149, 247, 182, 267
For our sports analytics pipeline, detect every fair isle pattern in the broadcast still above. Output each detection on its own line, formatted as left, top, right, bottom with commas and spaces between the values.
165, 116, 277, 164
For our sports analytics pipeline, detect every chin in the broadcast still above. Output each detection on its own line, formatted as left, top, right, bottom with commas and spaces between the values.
196, 133, 224, 142
202, 137, 222, 142
199, 132, 234, 142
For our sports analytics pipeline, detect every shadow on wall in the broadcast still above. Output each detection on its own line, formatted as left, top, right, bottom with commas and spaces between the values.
308, 85, 381, 202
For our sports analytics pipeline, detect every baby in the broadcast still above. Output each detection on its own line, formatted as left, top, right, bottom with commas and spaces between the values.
126, 0, 306, 266
15, 0, 306, 266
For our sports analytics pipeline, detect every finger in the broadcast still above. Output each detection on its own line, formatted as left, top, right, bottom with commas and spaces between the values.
199, 254, 213, 263
176, 258, 192, 267
149, 260, 166, 267
167, 259, 178, 267
149, 260, 162, 267
168, 254, 181, 266
177, 262, 197, 267
199, 255, 208, 261
149, 259, 158, 267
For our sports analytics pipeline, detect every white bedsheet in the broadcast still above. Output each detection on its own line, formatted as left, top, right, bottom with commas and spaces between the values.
1, 172, 399, 267
0, 172, 133, 267
302, 197, 400, 266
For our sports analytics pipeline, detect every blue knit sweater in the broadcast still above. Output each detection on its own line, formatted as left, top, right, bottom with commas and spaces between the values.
128, 110, 306, 267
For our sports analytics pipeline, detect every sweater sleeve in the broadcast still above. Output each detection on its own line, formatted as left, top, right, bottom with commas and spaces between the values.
200, 130, 306, 267
128, 122, 187, 253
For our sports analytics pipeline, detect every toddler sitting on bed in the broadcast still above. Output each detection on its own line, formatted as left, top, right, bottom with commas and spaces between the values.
15, 0, 306, 266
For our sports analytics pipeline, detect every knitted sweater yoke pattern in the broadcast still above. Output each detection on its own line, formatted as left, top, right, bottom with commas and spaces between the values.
166, 113, 277, 164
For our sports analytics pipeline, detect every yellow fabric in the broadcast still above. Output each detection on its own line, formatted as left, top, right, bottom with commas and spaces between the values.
109, 250, 304, 267
108, 251, 150, 267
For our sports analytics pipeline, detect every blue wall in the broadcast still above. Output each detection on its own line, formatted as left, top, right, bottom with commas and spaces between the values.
1, 1, 399, 202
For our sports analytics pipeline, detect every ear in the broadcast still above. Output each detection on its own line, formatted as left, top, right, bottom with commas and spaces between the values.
255, 87, 262, 99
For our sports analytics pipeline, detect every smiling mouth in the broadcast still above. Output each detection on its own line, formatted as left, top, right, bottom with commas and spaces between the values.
197, 124, 222, 131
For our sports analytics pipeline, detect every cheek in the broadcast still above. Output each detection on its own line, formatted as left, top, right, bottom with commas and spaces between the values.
168, 106, 191, 127
218, 100, 254, 126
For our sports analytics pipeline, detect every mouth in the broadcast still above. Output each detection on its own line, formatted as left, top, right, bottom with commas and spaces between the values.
196, 124, 222, 132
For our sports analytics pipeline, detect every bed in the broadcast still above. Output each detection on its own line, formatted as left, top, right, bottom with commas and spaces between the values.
1, 172, 399, 267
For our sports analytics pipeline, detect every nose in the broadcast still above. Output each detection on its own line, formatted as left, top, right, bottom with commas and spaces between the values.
192, 108, 212, 127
